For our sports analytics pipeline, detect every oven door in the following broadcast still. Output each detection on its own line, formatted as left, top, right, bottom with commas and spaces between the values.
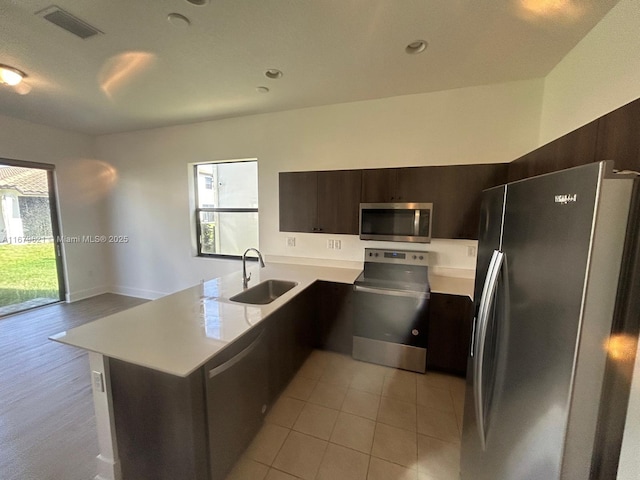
352, 285, 430, 372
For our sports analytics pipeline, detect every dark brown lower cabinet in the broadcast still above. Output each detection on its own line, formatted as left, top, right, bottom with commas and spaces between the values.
427, 292, 473, 377
109, 359, 209, 480
313, 281, 354, 355
265, 285, 316, 401
109, 286, 318, 480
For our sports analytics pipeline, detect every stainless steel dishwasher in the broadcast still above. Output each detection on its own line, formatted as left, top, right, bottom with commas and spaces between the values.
205, 326, 268, 480
353, 248, 430, 373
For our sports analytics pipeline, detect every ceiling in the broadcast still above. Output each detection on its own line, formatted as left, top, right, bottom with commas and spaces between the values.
0, 0, 621, 136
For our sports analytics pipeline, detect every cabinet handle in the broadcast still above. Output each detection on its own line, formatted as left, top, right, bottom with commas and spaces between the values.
208, 330, 265, 378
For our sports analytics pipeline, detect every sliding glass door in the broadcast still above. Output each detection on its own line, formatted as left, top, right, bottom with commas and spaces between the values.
0, 159, 65, 316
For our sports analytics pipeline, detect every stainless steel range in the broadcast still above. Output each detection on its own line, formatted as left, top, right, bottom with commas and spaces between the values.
352, 248, 430, 373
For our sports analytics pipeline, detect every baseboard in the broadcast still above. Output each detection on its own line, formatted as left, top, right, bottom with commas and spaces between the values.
108, 285, 167, 300
66, 285, 110, 303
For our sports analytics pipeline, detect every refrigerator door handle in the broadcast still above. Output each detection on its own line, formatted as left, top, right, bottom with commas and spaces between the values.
474, 249, 504, 450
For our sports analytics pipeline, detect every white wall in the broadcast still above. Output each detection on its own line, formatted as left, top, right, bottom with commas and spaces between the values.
539, 0, 640, 144
0, 114, 110, 301
96, 78, 543, 297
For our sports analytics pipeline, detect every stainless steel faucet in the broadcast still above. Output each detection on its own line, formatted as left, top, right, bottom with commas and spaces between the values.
242, 248, 265, 289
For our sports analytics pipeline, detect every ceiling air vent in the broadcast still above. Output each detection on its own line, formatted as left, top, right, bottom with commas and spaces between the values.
36, 5, 102, 39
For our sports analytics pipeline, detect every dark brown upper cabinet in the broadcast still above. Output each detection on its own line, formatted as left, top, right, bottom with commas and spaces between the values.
361, 164, 507, 239
429, 164, 508, 239
508, 120, 598, 182
508, 97, 640, 182
595, 98, 640, 172
361, 168, 399, 202
279, 171, 317, 232
279, 169, 362, 234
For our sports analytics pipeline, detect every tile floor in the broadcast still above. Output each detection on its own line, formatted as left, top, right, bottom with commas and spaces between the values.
224, 350, 466, 480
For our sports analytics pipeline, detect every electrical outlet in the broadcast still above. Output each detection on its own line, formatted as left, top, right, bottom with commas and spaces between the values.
334, 240, 341, 250
467, 246, 477, 257
327, 239, 334, 249
286, 237, 296, 247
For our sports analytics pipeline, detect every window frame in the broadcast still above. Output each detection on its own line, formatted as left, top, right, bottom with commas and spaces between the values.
194, 160, 259, 259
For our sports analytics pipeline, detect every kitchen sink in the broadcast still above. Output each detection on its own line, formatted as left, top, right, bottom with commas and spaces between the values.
229, 279, 298, 305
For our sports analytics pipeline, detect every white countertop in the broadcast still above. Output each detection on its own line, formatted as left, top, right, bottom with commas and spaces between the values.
429, 274, 475, 299
51, 263, 361, 378
51, 261, 475, 378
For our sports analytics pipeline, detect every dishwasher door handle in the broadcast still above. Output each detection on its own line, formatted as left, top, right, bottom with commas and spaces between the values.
354, 285, 429, 300
208, 330, 265, 379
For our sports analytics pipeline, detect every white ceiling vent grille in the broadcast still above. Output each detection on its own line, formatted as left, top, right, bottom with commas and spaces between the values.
36, 5, 102, 39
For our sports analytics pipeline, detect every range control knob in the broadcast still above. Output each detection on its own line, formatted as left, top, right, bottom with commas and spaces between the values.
374, 252, 379, 257
412, 329, 419, 336
419, 256, 424, 260
369, 252, 373, 256
412, 255, 417, 260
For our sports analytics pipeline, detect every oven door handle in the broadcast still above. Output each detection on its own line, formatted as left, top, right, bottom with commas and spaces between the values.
354, 285, 429, 300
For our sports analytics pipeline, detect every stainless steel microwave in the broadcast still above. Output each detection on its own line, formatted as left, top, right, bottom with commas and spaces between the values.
359, 202, 433, 243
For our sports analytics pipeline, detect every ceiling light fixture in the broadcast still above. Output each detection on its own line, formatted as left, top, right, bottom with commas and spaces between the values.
256, 86, 270, 94
185, 0, 208, 5
405, 40, 428, 54
0, 64, 26, 86
167, 13, 191, 27
265, 69, 283, 80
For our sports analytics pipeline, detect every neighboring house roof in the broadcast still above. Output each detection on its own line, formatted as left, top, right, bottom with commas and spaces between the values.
0, 167, 48, 195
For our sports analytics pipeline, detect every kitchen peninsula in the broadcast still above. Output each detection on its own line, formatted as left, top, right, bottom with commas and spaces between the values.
51, 260, 473, 480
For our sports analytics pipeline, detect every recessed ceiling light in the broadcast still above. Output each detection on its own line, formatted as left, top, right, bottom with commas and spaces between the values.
405, 40, 428, 54
167, 13, 191, 27
265, 69, 283, 80
256, 86, 270, 94
185, 0, 208, 5
0, 64, 26, 86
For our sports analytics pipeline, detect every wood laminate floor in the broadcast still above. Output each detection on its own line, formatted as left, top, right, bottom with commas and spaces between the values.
0, 294, 147, 480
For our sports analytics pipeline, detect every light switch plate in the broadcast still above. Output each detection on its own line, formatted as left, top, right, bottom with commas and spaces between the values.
334, 240, 341, 250
92, 371, 105, 392
467, 246, 477, 257
286, 237, 296, 247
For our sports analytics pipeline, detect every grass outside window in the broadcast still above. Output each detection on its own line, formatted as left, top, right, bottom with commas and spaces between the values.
0, 243, 59, 309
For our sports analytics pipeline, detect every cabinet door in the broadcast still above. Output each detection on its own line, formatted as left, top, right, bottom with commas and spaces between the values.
427, 293, 473, 376
595, 98, 640, 172
395, 166, 443, 203
361, 168, 398, 202
315, 281, 354, 355
438, 164, 507, 239
508, 120, 599, 182
279, 171, 317, 232
109, 360, 209, 480
552, 120, 598, 168
266, 286, 316, 402
317, 170, 362, 234
400, 164, 506, 239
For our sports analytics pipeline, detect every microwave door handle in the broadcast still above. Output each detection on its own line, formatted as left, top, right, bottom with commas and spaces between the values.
414, 209, 420, 236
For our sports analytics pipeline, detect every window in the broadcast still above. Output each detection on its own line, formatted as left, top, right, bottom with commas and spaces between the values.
195, 160, 259, 257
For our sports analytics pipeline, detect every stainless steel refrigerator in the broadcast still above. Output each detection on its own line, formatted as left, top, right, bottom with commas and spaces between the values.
461, 160, 640, 480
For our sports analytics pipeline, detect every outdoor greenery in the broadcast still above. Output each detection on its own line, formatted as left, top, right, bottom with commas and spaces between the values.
0, 243, 59, 308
